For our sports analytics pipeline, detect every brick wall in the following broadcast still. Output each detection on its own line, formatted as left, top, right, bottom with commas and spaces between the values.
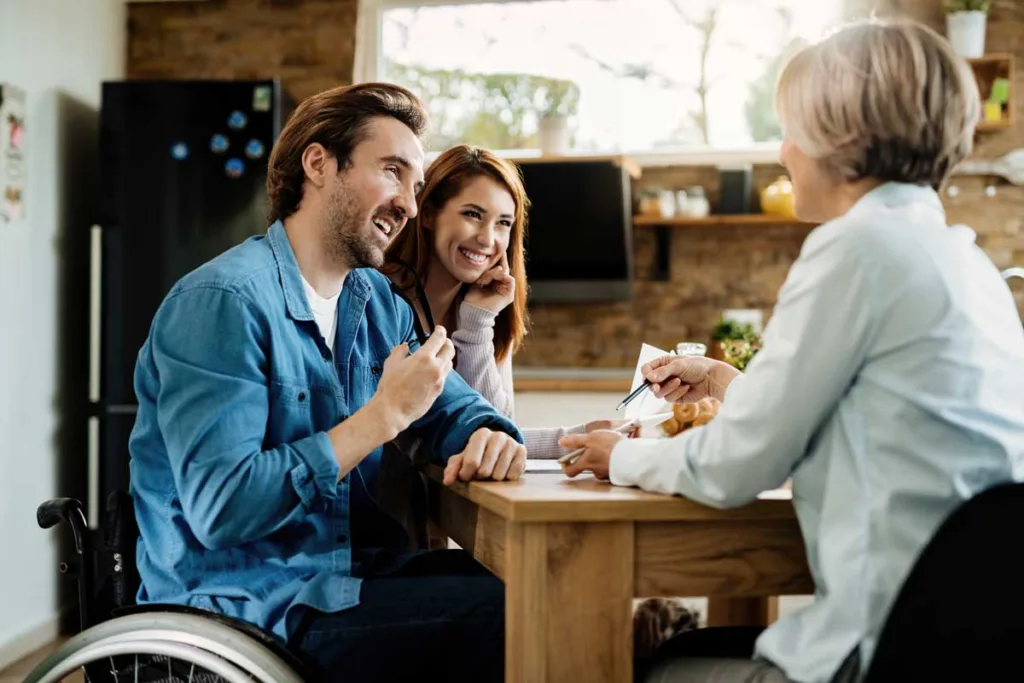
127, 0, 1024, 368
128, 0, 359, 102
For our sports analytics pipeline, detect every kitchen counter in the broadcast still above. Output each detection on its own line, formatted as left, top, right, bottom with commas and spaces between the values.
513, 367, 634, 392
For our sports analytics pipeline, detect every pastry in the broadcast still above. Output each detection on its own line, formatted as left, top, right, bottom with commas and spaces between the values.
659, 397, 722, 436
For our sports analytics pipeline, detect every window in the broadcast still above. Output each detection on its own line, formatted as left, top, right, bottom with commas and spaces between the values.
357, 0, 842, 159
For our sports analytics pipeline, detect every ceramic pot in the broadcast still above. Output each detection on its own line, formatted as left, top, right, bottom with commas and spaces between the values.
946, 11, 986, 58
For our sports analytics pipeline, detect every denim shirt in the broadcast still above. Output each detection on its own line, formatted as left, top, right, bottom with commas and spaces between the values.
128, 221, 523, 641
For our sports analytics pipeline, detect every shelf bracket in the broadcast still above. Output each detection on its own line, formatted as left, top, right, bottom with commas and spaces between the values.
654, 226, 671, 281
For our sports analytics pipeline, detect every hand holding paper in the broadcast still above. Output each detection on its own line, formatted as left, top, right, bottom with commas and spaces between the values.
642, 353, 742, 404
622, 343, 675, 420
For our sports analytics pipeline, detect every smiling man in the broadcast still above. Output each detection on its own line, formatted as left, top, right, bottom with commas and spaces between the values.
127, 83, 524, 682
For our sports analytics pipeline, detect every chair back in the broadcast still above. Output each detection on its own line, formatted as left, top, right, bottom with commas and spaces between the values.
865, 481, 1024, 681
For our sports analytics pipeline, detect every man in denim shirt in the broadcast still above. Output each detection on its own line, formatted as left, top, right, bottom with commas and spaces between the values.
128, 83, 525, 682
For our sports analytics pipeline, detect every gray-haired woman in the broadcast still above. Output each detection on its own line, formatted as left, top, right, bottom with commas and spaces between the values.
560, 18, 1024, 683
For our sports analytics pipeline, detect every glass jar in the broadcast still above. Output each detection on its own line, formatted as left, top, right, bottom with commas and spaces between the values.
675, 342, 707, 357
685, 187, 710, 217
637, 189, 661, 217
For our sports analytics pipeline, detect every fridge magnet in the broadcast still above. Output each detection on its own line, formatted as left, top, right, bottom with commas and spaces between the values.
0, 83, 26, 224
245, 139, 265, 159
253, 85, 272, 112
228, 110, 248, 130
210, 134, 229, 154
225, 158, 245, 179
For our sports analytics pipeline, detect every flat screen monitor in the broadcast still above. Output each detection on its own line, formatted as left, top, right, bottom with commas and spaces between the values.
517, 158, 634, 302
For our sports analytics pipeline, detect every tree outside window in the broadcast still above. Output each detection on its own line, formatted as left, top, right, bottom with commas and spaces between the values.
380, 0, 840, 153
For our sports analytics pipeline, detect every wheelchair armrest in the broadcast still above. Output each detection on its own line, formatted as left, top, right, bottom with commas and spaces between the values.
37, 498, 89, 554
37, 497, 95, 632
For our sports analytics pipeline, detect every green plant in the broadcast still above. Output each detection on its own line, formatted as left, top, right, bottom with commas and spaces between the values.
537, 79, 580, 119
944, 0, 990, 12
711, 317, 758, 342
711, 316, 762, 371
385, 62, 582, 148
721, 338, 762, 372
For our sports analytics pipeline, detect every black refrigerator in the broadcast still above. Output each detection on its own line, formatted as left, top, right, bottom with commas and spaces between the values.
88, 79, 295, 527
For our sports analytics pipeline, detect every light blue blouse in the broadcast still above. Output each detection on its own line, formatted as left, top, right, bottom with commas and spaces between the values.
611, 182, 1024, 682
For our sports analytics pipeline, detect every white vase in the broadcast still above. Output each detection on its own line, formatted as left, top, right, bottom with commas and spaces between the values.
537, 115, 570, 155
946, 11, 987, 58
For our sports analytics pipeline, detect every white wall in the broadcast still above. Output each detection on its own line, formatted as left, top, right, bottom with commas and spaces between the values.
0, 0, 124, 666
513, 391, 624, 428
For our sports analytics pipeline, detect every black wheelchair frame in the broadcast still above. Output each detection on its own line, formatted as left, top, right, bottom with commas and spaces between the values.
36, 492, 317, 681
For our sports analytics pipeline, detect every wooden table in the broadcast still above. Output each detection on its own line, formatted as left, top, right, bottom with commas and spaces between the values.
426, 468, 813, 683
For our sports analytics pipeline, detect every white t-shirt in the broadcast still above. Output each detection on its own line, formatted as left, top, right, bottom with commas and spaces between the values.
301, 275, 342, 351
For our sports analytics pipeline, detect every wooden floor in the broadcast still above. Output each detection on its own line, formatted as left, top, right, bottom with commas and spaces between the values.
0, 638, 81, 683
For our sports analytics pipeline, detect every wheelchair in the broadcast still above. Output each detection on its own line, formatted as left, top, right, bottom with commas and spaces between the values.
24, 492, 312, 683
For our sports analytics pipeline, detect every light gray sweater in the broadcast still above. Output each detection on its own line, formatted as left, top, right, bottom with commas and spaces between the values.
452, 302, 585, 459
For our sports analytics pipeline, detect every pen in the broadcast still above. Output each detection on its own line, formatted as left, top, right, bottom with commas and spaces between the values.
616, 349, 677, 411
557, 419, 640, 466
615, 379, 651, 411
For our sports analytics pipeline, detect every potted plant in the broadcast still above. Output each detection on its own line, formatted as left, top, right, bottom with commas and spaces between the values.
536, 79, 579, 155
721, 335, 762, 372
944, 0, 989, 58
710, 317, 761, 369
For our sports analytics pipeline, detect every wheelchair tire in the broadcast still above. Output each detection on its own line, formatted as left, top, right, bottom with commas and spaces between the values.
24, 612, 305, 683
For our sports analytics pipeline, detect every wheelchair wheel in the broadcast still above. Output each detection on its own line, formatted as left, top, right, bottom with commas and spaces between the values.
24, 612, 305, 683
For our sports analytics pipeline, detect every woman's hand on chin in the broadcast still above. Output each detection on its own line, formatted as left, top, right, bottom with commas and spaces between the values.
464, 251, 515, 314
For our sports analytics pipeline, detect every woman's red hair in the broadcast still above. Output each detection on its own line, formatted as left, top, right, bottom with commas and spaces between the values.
383, 144, 530, 362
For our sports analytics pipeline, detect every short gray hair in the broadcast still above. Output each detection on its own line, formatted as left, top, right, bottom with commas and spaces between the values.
775, 18, 981, 190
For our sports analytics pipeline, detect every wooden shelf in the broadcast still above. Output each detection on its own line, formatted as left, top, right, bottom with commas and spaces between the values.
635, 213, 816, 281
968, 53, 1015, 67
976, 120, 1013, 132
514, 376, 632, 393
634, 214, 814, 227
967, 54, 1015, 132
503, 153, 641, 179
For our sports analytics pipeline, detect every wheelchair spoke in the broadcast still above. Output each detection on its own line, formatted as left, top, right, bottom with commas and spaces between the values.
21, 613, 301, 683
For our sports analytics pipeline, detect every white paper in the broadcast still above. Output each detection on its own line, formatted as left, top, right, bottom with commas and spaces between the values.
624, 343, 674, 420
525, 459, 566, 473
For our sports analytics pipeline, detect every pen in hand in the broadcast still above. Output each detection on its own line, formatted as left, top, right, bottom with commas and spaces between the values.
558, 419, 639, 465
616, 350, 676, 411
615, 379, 651, 411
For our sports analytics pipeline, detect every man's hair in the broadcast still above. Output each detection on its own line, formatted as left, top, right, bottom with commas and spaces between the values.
775, 18, 980, 190
266, 83, 429, 224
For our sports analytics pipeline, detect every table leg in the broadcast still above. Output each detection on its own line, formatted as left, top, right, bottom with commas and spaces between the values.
505, 521, 635, 683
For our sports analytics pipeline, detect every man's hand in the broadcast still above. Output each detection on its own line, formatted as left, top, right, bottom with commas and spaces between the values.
372, 326, 455, 434
557, 430, 628, 480
443, 428, 526, 485
463, 252, 515, 314
642, 354, 741, 403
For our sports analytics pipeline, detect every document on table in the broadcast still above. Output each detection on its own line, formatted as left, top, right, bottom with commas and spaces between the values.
522, 343, 677, 474
525, 459, 565, 473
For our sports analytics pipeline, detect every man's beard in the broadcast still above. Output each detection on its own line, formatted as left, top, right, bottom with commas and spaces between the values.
323, 182, 385, 270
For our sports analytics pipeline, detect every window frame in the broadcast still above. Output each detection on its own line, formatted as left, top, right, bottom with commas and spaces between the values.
354, 0, 785, 168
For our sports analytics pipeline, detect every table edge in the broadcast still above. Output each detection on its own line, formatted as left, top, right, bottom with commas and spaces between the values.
423, 465, 796, 523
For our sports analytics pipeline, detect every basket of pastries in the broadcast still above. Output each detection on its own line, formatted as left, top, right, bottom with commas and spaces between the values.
657, 397, 722, 437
